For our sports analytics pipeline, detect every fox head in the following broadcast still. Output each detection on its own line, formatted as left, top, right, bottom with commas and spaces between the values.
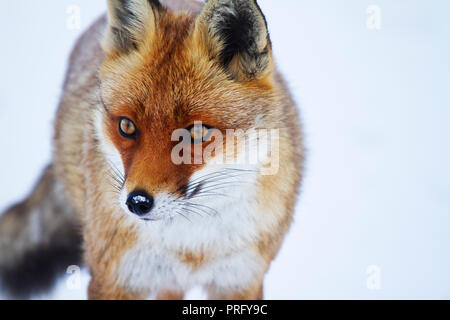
96, 0, 282, 221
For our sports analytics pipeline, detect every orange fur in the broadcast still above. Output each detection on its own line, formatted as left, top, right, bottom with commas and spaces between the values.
51, 0, 303, 300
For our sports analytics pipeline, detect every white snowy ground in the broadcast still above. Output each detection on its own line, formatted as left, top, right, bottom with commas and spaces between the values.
1, 0, 450, 299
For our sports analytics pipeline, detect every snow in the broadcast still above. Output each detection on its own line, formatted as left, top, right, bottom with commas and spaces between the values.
1, 0, 450, 299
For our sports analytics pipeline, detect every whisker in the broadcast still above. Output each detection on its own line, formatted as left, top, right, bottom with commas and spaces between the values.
107, 174, 124, 187
182, 207, 204, 217
181, 202, 217, 216
177, 211, 192, 223
187, 181, 253, 196
107, 161, 125, 182
181, 171, 255, 194
181, 167, 254, 188
187, 192, 232, 199
106, 178, 123, 191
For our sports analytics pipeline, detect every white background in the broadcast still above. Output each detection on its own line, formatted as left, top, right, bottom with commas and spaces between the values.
1, 0, 449, 299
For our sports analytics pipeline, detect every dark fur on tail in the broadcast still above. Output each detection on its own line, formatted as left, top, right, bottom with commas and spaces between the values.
0, 165, 82, 299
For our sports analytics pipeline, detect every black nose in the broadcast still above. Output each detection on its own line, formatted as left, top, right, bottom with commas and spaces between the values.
126, 191, 154, 216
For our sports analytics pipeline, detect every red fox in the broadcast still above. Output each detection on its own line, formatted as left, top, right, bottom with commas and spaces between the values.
0, 0, 303, 299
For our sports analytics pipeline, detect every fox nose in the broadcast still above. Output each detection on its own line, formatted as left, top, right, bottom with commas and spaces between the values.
126, 191, 154, 216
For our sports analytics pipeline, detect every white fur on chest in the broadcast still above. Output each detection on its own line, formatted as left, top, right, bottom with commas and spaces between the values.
118, 242, 264, 296
116, 168, 267, 296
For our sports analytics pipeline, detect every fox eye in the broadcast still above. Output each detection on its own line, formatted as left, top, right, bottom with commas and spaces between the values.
187, 123, 212, 144
119, 117, 137, 139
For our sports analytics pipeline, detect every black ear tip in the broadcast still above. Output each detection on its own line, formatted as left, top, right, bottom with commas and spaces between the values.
107, 0, 165, 54
148, 0, 163, 9
253, 0, 269, 27
211, 0, 270, 59
200, 0, 273, 80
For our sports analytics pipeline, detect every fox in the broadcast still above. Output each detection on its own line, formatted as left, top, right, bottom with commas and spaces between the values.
0, 0, 303, 300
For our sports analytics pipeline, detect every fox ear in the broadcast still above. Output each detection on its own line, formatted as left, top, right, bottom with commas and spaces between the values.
104, 0, 164, 55
194, 0, 273, 81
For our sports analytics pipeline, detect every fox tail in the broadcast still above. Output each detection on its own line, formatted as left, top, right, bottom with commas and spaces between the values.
0, 165, 82, 298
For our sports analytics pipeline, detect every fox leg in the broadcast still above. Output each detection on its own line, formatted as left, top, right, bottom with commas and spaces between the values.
88, 277, 148, 300
88, 277, 184, 300
156, 289, 185, 300
207, 280, 264, 300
